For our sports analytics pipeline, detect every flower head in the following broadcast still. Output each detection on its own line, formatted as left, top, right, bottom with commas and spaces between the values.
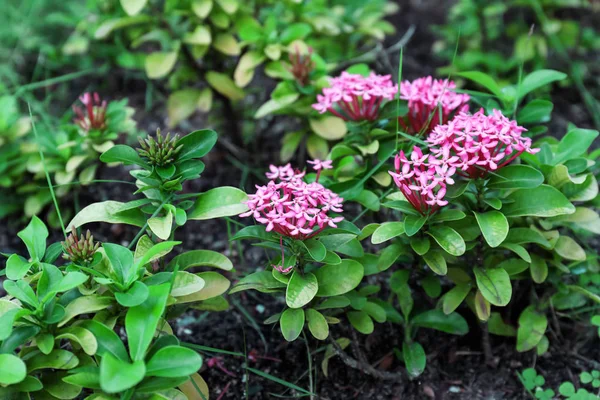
137, 128, 183, 167
73, 92, 108, 132
388, 147, 454, 215
289, 46, 315, 86
427, 109, 539, 178
240, 164, 344, 240
62, 227, 100, 265
399, 77, 470, 134
313, 71, 397, 121
265, 164, 306, 182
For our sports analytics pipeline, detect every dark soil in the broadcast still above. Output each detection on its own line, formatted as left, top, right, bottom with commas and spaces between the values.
1, 1, 599, 399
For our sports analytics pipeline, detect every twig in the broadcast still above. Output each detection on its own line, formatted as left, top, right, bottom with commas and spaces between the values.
327, 336, 404, 381
480, 322, 498, 368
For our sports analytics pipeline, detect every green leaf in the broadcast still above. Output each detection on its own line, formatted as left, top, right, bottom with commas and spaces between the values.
518, 69, 567, 98
115, 281, 149, 307
554, 236, 586, 261
530, 254, 548, 284
188, 186, 248, 220
59, 296, 113, 328
517, 99, 553, 125
502, 185, 575, 217
458, 71, 504, 99
347, 311, 374, 334
473, 211, 509, 248
306, 309, 329, 340
167, 89, 202, 127
427, 226, 465, 256
410, 237, 430, 255
148, 212, 173, 241
168, 250, 233, 271
314, 260, 364, 297
145, 51, 178, 79
404, 214, 427, 237
18, 216, 48, 260
135, 240, 180, 269
56, 327, 98, 356
505, 228, 551, 249
309, 116, 347, 140
411, 309, 469, 335
303, 238, 326, 262
371, 222, 405, 244
94, 16, 152, 39
146, 346, 202, 377
500, 243, 531, 262
280, 308, 305, 341
362, 301, 386, 323
27, 349, 79, 372
126, 283, 170, 361
229, 271, 286, 294
81, 320, 128, 361
402, 341, 426, 378
0, 354, 27, 385
100, 145, 146, 167
176, 272, 230, 303
120, 0, 148, 16
177, 129, 218, 161
6, 255, 32, 280
488, 312, 516, 336
286, 271, 318, 309
68, 201, 146, 229
4, 280, 38, 308
516, 306, 548, 352
382, 200, 420, 215
280, 23, 312, 44
487, 165, 544, 189
552, 128, 599, 165
422, 251, 447, 275
103, 243, 134, 284
474, 267, 512, 306
442, 283, 471, 314
205, 71, 245, 101
100, 353, 145, 393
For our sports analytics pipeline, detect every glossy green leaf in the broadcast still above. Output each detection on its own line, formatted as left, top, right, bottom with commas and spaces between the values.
427, 226, 465, 256
442, 283, 471, 314
404, 214, 427, 237
306, 309, 329, 340
502, 185, 575, 217
146, 346, 202, 377
402, 341, 426, 378
188, 186, 248, 220
411, 309, 469, 335
286, 271, 318, 309
371, 222, 405, 244
347, 311, 374, 334
516, 306, 548, 352
229, 271, 286, 294
487, 165, 543, 189
81, 320, 128, 361
474, 211, 509, 248
422, 251, 447, 275
115, 281, 150, 307
0, 354, 27, 385
168, 250, 233, 271
18, 216, 48, 260
280, 308, 305, 341
100, 145, 146, 167
474, 267, 512, 307
126, 283, 170, 361
314, 260, 364, 297
100, 353, 145, 393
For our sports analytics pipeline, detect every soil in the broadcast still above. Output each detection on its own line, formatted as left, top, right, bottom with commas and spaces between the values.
1, 0, 599, 399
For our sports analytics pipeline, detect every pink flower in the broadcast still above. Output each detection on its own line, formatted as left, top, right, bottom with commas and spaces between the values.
399, 77, 470, 134
240, 164, 344, 240
388, 148, 454, 215
312, 71, 397, 121
427, 109, 539, 178
307, 159, 333, 171
73, 92, 108, 132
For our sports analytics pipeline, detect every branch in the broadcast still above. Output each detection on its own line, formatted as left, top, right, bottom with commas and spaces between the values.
327, 336, 404, 381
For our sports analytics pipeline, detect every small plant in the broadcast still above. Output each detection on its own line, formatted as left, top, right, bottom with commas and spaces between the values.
518, 367, 600, 399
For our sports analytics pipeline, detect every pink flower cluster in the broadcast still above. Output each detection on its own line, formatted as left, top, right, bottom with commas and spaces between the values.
427, 109, 539, 178
241, 164, 344, 240
399, 77, 470, 134
312, 72, 397, 121
390, 109, 539, 214
389, 147, 455, 215
73, 92, 108, 132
